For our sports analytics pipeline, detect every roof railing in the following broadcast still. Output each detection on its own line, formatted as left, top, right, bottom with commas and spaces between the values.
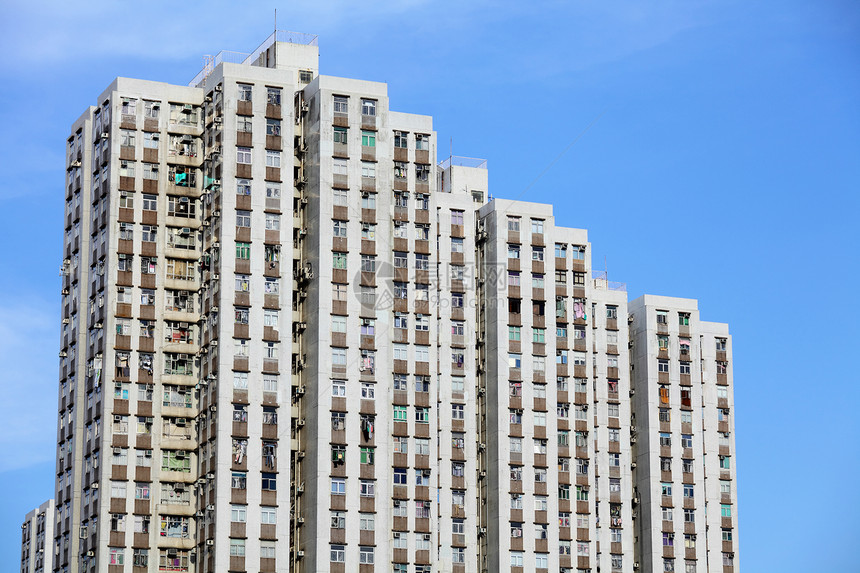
439, 156, 488, 170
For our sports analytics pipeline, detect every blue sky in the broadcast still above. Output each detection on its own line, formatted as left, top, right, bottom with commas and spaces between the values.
1, 1, 857, 570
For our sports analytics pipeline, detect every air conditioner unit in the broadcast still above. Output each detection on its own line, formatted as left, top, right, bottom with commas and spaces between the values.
180, 227, 191, 235
212, 242, 220, 248
296, 385, 306, 396
296, 322, 307, 330
633, 496, 640, 505
631, 462, 637, 469
79, 526, 88, 539
112, 447, 122, 455
209, 405, 217, 413
176, 418, 187, 426
297, 483, 305, 492
213, 116, 222, 124
206, 539, 214, 546
298, 228, 307, 237
478, 527, 487, 536
211, 339, 218, 346
86, 550, 95, 557
211, 306, 219, 313
70, 160, 82, 168
298, 450, 305, 459
300, 197, 308, 205
297, 418, 306, 427
175, 451, 186, 459
91, 482, 99, 489
212, 274, 220, 280
204, 96, 212, 103
297, 516, 305, 524
206, 504, 215, 511
630, 436, 637, 444
195, 511, 204, 517
479, 470, 487, 479
206, 472, 215, 480
202, 220, 210, 227
213, 210, 221, 217
297, 550, 305, 558
301, 102, 309, 113
61, 288, 70, 295
59, 351, 67, 358
94, 322, 102, 329
634, 562, 640, 569
478, 442, 486, 451
477, 387, 486, 396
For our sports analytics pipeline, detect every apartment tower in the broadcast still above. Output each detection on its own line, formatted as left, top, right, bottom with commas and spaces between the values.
629, 296, 738, 573
51, 30, 737, 573
21, 500, 56, 573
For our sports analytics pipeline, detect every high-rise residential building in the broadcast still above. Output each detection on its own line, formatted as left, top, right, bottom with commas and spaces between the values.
628, 297, 738, 573
49, 30, 736, 573
21, 500, 56, 573
474, 200, 635, 573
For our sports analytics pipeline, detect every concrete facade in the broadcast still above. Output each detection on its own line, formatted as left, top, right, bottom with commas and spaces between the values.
21, 500, 56, 573
49, 30, 737, 573
629, 296, 738, 573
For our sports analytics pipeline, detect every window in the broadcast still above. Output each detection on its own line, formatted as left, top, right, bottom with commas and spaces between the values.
330, 477, 346, 496
361, 99, 376, 116
237, 146, 251, 164
328, 252, 349, 272
452, 404, 465, 420
451, 237, 464, 253
361, 161, 376, 178
415, 438, 430, 455
679, 312, 691, 326
264, 150, 281, 168
681, 434, 694, 448
331, 315, 347, 334
416, 133, 429, 150
237, 115, 252, 133
333, 158, 348, 177
330, 544, 345, 563
332, 126, 349, 145
660, 433, 672, 447
659, 359, 670, 373
360, 447, 375, 465
361, 130, 376, 147
332, 189, 348, 208
360, 479, 375, 497
415, 407, 430, 423
657, 310, 668, 324
266, 118, 281, 137
265, 212, 280, 231
680, 362, 691, 375
510, 552, 524, 567
333, 95, 348, 114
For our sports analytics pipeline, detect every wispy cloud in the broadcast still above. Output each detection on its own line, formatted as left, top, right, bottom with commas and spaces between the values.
0, 298, 60, 473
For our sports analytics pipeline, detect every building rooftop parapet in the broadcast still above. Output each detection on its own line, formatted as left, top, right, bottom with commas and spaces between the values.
189, 30, 318, 87
592, 270, 626, 292
439, 156, 488, 170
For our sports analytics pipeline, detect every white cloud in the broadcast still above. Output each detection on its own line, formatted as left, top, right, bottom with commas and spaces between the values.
0, 298, 60, 473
